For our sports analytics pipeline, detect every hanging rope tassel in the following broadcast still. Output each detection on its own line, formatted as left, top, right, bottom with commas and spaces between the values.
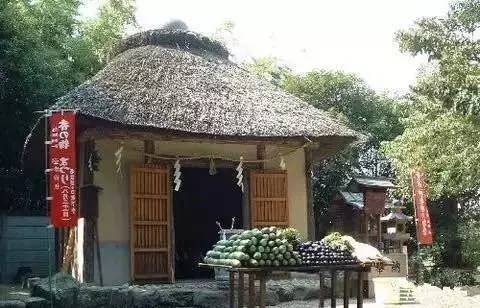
174, 159, 182, 191
236, 157, 244, 192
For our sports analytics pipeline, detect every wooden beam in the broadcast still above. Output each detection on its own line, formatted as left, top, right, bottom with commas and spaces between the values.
142, 156, 258, 169
79, 127, 305, 147
305, 148, 316, 240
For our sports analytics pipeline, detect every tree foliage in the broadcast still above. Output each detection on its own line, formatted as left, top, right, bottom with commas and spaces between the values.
284, 71, 403, 144
248, 62, 404, 237
396, 0, 479, 115
283, 70, 403, 236
383, 0, 480, 200
0, 0, 135, 212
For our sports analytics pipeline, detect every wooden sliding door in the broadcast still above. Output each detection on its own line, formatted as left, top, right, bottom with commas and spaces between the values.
250, 170, 289, 228
130, 165, 172, 282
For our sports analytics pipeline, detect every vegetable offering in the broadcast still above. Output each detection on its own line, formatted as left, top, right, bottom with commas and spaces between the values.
203, 227, 303, 267
298, 232, 359, 266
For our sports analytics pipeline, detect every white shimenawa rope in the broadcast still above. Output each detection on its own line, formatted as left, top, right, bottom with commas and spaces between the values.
111, 139, 311, 164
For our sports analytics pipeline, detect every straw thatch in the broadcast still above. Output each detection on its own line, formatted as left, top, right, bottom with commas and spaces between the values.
53, 29, 358, 140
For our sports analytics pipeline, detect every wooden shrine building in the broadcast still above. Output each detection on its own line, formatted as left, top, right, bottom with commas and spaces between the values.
24, 28, 359, 285
331, 176, 395, 247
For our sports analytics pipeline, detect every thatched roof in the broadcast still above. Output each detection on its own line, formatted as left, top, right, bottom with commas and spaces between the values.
53, 29, 358, 140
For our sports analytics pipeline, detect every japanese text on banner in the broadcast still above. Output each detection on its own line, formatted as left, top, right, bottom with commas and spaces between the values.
49, 112, 77, 227
412, 169, 433, 245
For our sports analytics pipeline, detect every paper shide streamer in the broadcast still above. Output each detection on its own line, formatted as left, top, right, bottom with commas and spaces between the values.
114, 145, 124, 177
209, 157, 217, 175
280, 156, 286, 170
174, 159, 182, 191
236, 156, 244, 192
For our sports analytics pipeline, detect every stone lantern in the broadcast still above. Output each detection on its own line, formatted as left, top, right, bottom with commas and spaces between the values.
381, 199, 413, 253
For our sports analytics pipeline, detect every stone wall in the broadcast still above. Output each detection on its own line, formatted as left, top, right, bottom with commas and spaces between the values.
28, 273, 324, 308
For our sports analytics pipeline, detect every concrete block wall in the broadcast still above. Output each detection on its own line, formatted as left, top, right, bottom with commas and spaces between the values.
0, 215, 55, 283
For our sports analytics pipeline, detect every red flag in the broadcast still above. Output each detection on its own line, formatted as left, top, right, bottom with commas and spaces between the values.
49, 112, 78, 227
411, 169, 433, 245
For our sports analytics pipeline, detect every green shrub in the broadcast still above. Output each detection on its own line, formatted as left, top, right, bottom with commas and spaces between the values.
411, 245, 445, 285
429, 269, 476, 289
459, 271, 476, 286
459, 219, 480, 268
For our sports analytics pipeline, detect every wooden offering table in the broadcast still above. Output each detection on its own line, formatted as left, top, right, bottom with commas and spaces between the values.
199, 263, 371, 308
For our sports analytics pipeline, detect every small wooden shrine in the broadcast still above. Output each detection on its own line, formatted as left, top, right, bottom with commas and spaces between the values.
331, 176, 395, 248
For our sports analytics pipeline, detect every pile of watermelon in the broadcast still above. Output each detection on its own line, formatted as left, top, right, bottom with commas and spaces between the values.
203, 227, 303, 267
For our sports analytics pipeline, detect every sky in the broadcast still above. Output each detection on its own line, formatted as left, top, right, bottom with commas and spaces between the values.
83, 0, 452, 93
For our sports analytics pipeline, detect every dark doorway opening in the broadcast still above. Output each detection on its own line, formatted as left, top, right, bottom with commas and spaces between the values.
173, 167, 243, 279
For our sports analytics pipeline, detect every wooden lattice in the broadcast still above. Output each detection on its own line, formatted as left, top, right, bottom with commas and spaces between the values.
250, 170, 289, 228
130, 165, 172, 282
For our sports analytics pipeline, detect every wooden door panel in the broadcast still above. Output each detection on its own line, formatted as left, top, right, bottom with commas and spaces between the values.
250, 171, 289, 228
130, 165, 172, 282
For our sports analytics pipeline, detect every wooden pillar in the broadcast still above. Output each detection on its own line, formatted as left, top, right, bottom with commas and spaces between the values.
229, 272, 235, 308
343, 271, 350, 308
377, 214, 382, 248
362, 214, 368, 243
238, 272, 245, 308
256, 144, 266, 169
331, 270, 337, 308
319, 272, 325, 308
259, 273, 266, 308
305, 148, 316, 240
248, 273, 255, 308
80, 140, 98, 283
357, 271, 364, 308
242, 169, 251, 229
144, 140, 154, 164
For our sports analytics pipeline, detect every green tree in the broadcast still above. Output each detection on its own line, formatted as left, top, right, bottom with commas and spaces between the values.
0, 0, 135, 212
283, 70, 403, 236
383, 0, 480, 267
383, 0, 480, 200
396, 0, 479, 115
249, 59, 404, 237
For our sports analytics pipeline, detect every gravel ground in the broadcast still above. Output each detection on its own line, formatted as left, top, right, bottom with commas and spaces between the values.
274, 283, 480, 308
274, 298, 376, 307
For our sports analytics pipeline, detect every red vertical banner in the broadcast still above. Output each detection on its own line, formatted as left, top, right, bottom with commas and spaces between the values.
49, 112, 78, 227
411, 169, 433, 245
